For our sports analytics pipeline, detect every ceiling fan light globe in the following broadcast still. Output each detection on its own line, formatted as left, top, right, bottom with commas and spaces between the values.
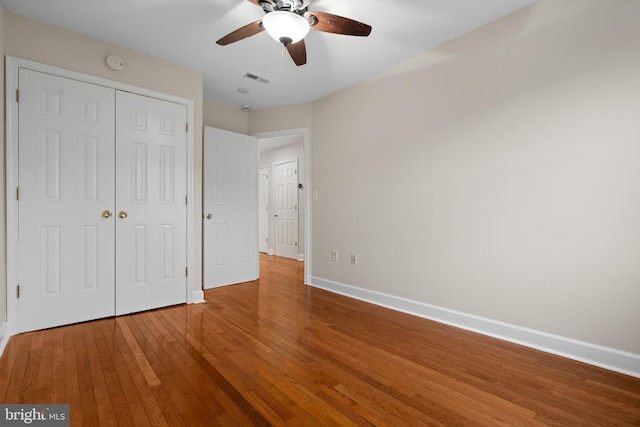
262, 11, 310, 45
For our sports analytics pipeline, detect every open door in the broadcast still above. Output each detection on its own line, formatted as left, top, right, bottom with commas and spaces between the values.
203, 127, 258, 288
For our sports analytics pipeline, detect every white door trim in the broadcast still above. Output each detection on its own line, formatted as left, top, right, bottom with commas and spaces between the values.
258, 165, 270, 254
5, 56, 196, 336
253, 128, 311, 285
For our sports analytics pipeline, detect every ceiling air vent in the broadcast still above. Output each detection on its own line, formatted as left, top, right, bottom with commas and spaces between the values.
244, 72, 270, 84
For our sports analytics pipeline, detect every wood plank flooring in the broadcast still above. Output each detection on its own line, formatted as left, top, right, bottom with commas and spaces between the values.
1, 254, 639, 426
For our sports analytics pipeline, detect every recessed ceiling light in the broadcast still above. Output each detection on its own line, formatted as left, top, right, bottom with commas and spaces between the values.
237, 87, 250, 94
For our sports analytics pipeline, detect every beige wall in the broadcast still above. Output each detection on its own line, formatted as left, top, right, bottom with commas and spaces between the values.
311, 0, 640, 354
0, 2, 6, 324
248, 103, 312, 135
203, 99, 249, 134
4, 12, 205, 297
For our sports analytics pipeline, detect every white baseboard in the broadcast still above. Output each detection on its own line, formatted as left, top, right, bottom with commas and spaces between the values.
310, 276, 640, 379
297, 254, 305, 262
0, 322, 9, 359
192, 290, 206, 304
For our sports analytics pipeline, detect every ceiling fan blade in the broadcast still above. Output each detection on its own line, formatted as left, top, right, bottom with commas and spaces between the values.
307, 11, 371, 37
287, 39, 307, 66
216, 20, 264, 45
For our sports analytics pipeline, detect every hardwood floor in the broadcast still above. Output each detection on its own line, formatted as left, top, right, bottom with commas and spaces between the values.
1, 254, 639, 426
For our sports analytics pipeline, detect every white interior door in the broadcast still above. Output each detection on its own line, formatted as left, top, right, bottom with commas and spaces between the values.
274, 160, 299, 260
203, 127, 258, 288
17, 69, 116, 332
259, 166, 269, 253
115, 91, 188, 315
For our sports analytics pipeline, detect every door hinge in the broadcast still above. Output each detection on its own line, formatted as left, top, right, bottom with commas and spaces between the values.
185, 122, 189, 133
17, 285, 20, 299
185, 195, 188, 205
295, 242, 298, 247
16, 187, 20, 201
185, 267, 188, 277
16, 89, 20, 103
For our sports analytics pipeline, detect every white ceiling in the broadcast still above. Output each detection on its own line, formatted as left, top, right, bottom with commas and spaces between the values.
1, 0, 533, 111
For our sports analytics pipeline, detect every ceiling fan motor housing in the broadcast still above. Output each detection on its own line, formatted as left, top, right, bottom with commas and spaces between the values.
261, 0, 307, 13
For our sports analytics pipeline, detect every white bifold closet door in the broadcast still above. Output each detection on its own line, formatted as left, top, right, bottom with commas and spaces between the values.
17, 69, 187, 333
114, 91, 187, 315
18, 69, 116, 332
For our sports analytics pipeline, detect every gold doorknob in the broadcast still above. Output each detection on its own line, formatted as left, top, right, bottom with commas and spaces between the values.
102, 210, 113, 219
118, 211, 128, 219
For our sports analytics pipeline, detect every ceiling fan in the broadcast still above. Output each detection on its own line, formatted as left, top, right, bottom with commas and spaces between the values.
216, 0, 372, 66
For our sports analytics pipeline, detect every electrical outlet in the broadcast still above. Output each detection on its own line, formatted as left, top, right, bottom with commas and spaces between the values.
332, 250, 339, 262
350, 253, 357, 264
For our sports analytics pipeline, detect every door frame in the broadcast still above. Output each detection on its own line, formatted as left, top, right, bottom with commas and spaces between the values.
253, 129, 311, 285
5, 56, 196, 336
258, 165, 270, 254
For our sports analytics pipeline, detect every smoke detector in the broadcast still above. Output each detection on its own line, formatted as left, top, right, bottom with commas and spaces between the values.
105, 54, 125, 71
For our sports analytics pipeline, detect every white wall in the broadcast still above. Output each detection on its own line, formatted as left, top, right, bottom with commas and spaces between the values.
311, 0, 640, 360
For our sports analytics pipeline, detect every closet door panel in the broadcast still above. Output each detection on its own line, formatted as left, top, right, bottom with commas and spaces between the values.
115, 91, 188, 315
17, 69, 116, 333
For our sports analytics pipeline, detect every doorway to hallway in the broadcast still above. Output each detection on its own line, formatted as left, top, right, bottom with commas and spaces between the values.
256, 129, 309, 284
